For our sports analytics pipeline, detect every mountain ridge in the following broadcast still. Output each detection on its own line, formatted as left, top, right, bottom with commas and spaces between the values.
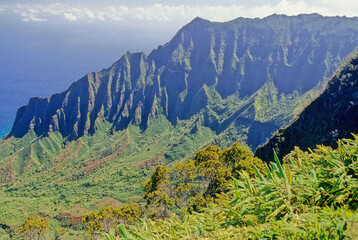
8, 14, 358, 149
255, 48, 358, 162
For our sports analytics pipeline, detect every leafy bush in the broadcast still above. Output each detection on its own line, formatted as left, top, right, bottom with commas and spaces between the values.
98, 135, 358, 239
142, 142, 265, 215
17, 216, 50, 240
222, 135, 358, 238
83, 203, 141, 237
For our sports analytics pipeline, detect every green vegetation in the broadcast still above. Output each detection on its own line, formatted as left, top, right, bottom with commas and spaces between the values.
17, 216, 50, 240
254, 81, 323, 126
0, 116, 218, 238
2, 122, 358, 239
93, 135, 358, 239
83, 204, 141, 238
140, 143, 265, 218
0, 114, 263, 238
256, 48, 358, 162
2, 15, 358, 239
81, 141, 264, 239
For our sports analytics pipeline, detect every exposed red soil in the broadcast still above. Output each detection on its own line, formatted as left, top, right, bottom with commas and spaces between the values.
135, 154, 164, 169
55, 139, 83, 172
84, 133, 130, 174
58, 213, 84, 224
85, 151, 120, 174
6, 168, 15, 182
23, 160, 31, 171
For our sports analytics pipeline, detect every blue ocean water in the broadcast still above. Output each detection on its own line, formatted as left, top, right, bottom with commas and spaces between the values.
0, 127, 11, 139
0, 18, 177, 140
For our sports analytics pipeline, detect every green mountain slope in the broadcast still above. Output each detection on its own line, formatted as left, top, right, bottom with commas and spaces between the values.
255, 48, 358, 162
2, 14, 358, 232
0, 116, 225, 239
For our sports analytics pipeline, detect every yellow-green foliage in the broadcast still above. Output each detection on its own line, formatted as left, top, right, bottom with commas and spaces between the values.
17, 216, 50, 240
173, 159, 198, 208
120, 210, 252, 240
98, 135, 358, 240
193, 145, 231, 197
186, 195, 209, 214
193, 145, 222, 164
83, 203, 141, 235
222, 135, 358, 238
142, 165, 173, 208
222, 142, 266, 177
142, 142, 266, 215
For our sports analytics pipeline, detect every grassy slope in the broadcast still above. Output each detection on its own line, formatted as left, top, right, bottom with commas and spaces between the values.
0, 115, 216, 233
0, 81, 321, 238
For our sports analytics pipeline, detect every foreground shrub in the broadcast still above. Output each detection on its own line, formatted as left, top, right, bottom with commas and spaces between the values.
17, 216, 50, 240
83, 203, 141, 238
142, 142, 266, 216
96, 135, 358, 239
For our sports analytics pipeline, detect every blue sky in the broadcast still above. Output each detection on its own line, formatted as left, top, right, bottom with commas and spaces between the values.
0, 0, 357, 137
1, 0, 357, 23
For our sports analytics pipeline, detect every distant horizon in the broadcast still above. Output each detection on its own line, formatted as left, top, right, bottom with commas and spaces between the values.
1, 1, 357, 23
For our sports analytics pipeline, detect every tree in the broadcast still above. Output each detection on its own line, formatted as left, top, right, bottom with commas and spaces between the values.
222, 142, 266, 178
17, 216, 50, 240
193, 145, 231, 197
193, 145, 222, 165
83, 204, 142, 237
173, 159, 198, 208
142, 165, 173, 218
140, 142, 267, 216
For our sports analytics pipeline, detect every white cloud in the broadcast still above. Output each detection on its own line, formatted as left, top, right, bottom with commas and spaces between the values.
246, 0, 329, 18
318, 0, 356, 8
20, 12, 47, 22
64, 12, 77, 21
0, 1, 357, 23
317, 0, 358, 16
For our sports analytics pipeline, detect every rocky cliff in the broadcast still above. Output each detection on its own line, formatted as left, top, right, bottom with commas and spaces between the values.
8, 14, 358, 150
255, 48, 358, 162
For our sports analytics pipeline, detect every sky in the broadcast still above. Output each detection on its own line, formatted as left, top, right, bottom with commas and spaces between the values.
0, 0, 357, 137
1, 0, 358, 23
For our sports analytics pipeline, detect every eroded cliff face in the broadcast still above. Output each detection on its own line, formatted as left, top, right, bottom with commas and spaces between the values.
255, 49, 358, 162
8, 14, 358, 148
